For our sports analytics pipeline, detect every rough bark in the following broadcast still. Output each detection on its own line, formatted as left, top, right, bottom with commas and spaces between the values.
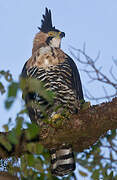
0, 97, 116, 158
0, 172, 18, 180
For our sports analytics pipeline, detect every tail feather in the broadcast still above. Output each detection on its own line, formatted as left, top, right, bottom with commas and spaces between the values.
50, 144, 75, 176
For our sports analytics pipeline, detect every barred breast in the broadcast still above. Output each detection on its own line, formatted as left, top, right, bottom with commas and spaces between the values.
21, 46, 81, 177
26, 59, 78, 117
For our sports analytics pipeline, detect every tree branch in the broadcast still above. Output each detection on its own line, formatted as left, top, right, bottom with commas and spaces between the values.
0, 97, 117, 158
0, 172, 18, 180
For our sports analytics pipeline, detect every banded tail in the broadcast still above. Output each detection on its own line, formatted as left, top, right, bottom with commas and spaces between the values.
50, 144, 75, 176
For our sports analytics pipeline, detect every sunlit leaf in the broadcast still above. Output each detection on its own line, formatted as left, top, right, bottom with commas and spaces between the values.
0, 136, 12, 151
36, 144, 43, 154
3, 124, 9, 132
79, 170, 88, 177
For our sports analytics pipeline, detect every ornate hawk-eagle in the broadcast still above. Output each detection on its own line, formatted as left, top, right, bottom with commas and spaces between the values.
21, 8, 84, 176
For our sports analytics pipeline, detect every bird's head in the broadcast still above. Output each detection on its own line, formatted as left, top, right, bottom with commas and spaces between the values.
32, 8, 65, 53
46, 30, 65, 48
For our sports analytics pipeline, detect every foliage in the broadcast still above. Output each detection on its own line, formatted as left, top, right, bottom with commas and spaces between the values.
0, 70, 117, 180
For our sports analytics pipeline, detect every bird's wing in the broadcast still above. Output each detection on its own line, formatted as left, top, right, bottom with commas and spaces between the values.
20, 61, 28, 78
65, 54, 84, 101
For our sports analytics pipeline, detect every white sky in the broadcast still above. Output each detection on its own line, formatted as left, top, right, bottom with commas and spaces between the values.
0, 0, 117, 179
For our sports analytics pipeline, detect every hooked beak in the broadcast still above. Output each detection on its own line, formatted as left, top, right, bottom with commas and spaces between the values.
60, 32, 65, 38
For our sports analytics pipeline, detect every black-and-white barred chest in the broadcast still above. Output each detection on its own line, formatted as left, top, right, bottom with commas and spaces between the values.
26, 59, 79, 119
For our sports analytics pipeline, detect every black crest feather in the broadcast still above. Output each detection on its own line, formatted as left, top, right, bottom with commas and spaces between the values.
38, 8, 55, 33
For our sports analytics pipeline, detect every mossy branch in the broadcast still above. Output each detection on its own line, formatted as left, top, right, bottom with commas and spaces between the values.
0, 97, 116, 158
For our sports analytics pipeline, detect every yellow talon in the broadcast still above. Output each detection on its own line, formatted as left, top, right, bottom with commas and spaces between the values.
52, 113, 61, 120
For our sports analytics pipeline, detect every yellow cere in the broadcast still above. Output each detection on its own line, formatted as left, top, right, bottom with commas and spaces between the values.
48, 31, 61, 38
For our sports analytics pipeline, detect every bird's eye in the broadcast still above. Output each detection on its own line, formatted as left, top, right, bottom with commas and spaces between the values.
48, 31, 55, 37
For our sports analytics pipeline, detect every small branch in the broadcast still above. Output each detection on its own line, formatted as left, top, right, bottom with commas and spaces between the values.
70, 47, 117, 101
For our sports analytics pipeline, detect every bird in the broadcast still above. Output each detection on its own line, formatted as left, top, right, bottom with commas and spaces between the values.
21, 7, 84, 177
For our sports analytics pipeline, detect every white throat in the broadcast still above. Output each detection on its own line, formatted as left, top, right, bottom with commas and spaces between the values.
49, 37, 61, 48
39, 46, 51, 54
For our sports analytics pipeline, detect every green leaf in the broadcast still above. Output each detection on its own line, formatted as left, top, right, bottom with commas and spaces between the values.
20, 78, 55, 104
0, 70, 12, 82
17, 108, 27, 115
91, 169, 100, 179
7, 82, 19, 98
3, 124, 9, 132
27, 154, 35, 166
0, 82, 5, 94
36, 144, 43, 154
27, 143, 43, 154
5, 82, 19, 109
5, 98, 14, 109
81, 100, 90, 110
15, 116, 24, 136
4, 71, 12, 82
8, 130, 18, 145
79, 170, 88, 177
27, 143, 36, 153
0, 136, 12, 151
26, 123, 40, 140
